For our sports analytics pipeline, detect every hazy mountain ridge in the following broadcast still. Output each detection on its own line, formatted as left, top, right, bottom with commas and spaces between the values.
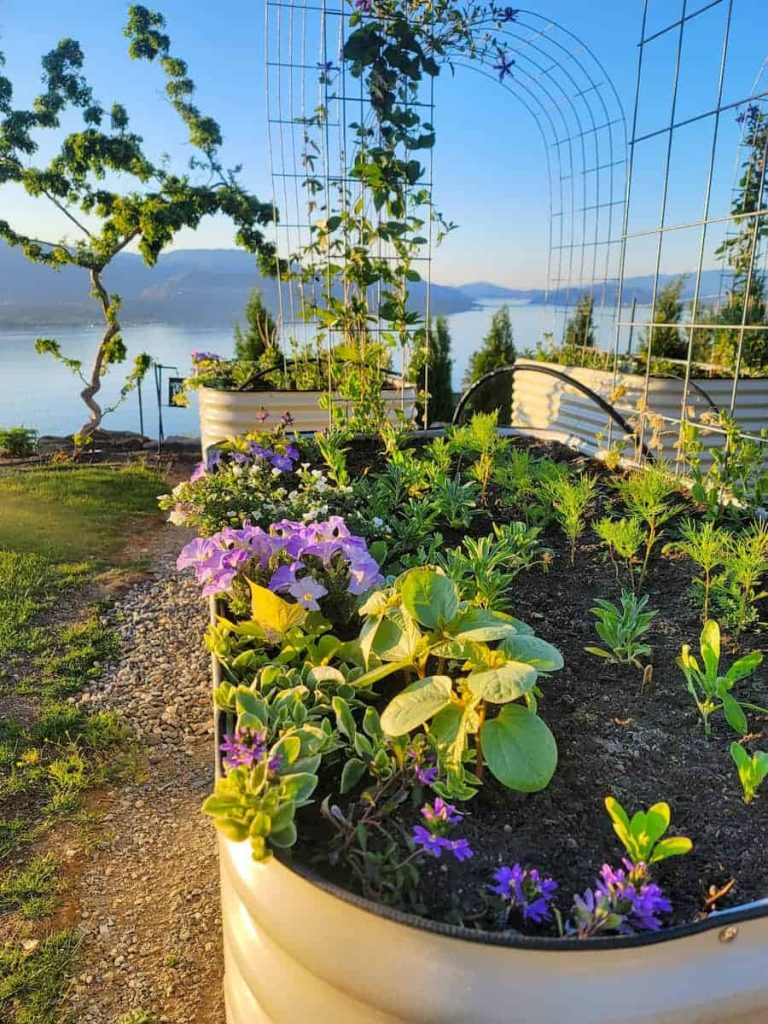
0, 244, 730, 327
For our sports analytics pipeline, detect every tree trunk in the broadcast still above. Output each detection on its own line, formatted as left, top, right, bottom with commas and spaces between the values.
77, 269, 120, 446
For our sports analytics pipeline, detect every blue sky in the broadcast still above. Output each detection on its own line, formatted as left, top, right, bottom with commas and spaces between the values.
0, 0, 765, 288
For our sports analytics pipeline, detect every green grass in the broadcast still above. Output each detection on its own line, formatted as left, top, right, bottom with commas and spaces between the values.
0, 460, 168, 1024
0, 463, 165, 560
0, 931, 81, 1024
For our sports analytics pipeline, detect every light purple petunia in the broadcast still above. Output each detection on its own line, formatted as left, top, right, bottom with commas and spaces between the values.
287, 575, 328, 611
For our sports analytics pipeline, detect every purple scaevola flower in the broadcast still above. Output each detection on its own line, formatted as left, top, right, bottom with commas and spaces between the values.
191, 350, 221, 363
448, 838, 474, 862
415, 763, 438, 786
255, 408, 270, 423
494, 49, 515, 82
220, 728, 267, 770
287, 575, 328, 611
572, 861, 672, 937
412, 825, 446, 856
412, 799, 472, 861
281, 411, 294, 426
491, 864, 558, 923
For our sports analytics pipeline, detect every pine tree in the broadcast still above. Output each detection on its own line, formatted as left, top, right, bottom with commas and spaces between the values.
640, 276, 687, 360
563, 293, 595, 349
410, 315, 455, 425
463, 305, 516, 423
234, 289, 278, 362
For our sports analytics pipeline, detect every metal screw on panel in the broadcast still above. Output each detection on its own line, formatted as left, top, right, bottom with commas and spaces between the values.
718, 926, 739, 943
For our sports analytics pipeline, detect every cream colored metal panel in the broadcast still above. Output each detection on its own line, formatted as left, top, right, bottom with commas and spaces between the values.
219, 836, 768, 1024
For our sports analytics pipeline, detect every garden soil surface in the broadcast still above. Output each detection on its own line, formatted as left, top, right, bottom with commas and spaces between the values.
298, 436, 768, 933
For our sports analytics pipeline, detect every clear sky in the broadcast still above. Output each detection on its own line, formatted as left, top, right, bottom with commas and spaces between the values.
0, 0, 766, 288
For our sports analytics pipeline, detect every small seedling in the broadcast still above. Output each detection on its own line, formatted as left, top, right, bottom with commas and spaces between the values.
586, 590, 657, 668
547, 474, 597, 563
730, 742, 768, 804
604, 796, 692, 865
678, 619, 765, 738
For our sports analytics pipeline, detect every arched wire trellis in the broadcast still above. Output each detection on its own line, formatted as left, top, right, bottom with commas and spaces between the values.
603, 0, 768, 461
264, 1, 628, 426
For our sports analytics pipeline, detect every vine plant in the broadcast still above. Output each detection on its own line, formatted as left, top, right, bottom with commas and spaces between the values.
292, 1, 518, 430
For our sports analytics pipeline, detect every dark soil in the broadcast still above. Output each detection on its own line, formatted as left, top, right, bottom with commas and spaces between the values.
293, 434, 768, 932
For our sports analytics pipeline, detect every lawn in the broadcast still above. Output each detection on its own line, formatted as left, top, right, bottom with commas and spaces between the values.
0, 460, 167, 1024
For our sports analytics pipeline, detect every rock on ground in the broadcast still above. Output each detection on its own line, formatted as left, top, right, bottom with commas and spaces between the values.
63, 529, 225, 1024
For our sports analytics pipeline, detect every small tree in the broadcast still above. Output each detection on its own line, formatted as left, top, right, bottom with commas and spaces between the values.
0, 6, 276, 444
563, 292, 595, 349
464, 304, 516, 423
234, 289, 278, 363
640, 276, 687, 360
410, 315, 455, 425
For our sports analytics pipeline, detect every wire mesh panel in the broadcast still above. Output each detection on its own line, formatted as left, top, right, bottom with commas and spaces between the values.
264, 2, 629, 424
609, 0, 768, 461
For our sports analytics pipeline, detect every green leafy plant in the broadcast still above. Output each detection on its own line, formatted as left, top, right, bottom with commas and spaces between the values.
0, 427, 38, 459
677, 619, 765, 737
615, 463, 682, 583
449, 410, 509, 503
730, 742, 768, 804
594, 516, 645, 589
436, 522, 547, 610
493, 450, 567, 526
355, 568, 564, 800
712, 521, 768, 634
666, 518, 730, 622
546, 473, 598, 563
604, 797, 693, 865
586, 591, 657, 668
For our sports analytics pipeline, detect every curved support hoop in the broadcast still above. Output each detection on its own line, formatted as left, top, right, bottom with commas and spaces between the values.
452, 363, 654, 462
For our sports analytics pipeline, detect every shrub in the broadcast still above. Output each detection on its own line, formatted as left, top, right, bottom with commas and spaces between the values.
0, 426, 38, 458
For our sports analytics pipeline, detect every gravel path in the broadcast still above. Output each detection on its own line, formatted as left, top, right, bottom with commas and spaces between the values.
63, 530, 226, 1024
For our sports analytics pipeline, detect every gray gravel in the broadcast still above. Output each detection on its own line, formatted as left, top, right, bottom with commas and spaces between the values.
63, 533, 226, 1024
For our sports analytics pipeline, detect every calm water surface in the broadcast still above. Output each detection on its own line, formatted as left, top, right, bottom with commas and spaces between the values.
0, 302, 641, 437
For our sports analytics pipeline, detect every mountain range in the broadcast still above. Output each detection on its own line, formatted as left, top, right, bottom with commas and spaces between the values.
0, 244, 728, 328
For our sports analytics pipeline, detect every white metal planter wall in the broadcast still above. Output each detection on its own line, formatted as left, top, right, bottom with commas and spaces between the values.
219, 835, 768, 1024
511, 360, 768, 463
198, 386, 418, 453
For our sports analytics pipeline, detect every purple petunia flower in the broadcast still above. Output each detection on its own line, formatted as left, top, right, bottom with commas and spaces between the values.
354, 0, 372, 10
270, 454, 294, 473
177, 536, 217, 571
287, 575, 328, 611
491, 864, 558, 923
269, 561, 303, 592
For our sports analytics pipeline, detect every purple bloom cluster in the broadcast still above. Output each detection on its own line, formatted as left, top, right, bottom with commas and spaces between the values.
354, 0, 372, 10
177, 516, 382, 603
410, 752, 438, 786
220, 729, 282, 773
188, 440, 299, 484
191, 350, 222, 363
412, 799, 474, 863
490, 864, 558, 924
572, 860, 672, 937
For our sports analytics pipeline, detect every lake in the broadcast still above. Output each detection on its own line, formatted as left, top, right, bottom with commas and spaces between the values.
0, 301, 639, 438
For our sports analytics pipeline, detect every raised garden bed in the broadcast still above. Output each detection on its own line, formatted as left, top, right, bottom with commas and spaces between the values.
168, 421, 768, 1022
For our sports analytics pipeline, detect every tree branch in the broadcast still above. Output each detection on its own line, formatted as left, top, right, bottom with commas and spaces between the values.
41, 187, 93, 239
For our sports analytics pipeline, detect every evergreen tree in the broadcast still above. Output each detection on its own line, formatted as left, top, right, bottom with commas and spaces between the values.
712, 104, 768, 370
640, 276, 687, 360
410, 315, 455, 425
234, 289, 278, 362
563, 292, 595, 348
463, 304, 516, 423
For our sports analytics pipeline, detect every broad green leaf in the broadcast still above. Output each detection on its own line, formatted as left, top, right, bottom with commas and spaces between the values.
400, 569, 459, 629
352, 657, 411, 689
724, 651, 763, 686
247, 581, 307, 640
380, 675, 453, 736
371, 610, 422, 663
730, 740, 750, 770
467, 661, 538, 703
280, 772, 318, 803
307, 665, 347, 688
700, 619, 720, 679
500, 635, 564, 672
604, 795, 631, 832
269, 822, 298, 848
332, 696, 357, 739
720, 690, 748, 735
648, 836, 693, 864
481, 705, 558, 792
272, 735, 301, 765
340, 758, 367, 794
644, 803, 671, 845
448, 607, 520, 642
